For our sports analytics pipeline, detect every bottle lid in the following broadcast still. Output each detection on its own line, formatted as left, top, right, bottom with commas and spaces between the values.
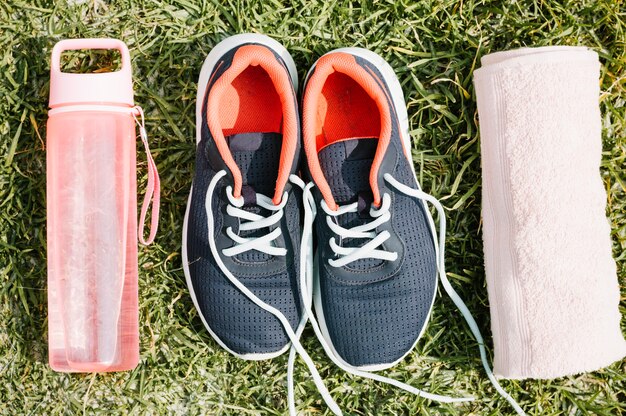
49, 38, 134, 108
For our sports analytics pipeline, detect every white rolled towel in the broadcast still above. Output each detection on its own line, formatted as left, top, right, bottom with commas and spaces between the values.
474, 46, 626, 379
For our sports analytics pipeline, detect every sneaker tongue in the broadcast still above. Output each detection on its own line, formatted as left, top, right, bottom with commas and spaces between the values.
318, 137, 383, 269
226, 132, 282, 263
317, 138, 377, 205
226, 132, 282, 198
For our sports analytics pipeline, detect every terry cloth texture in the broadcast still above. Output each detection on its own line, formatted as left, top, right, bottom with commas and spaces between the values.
474, 46, 626, 379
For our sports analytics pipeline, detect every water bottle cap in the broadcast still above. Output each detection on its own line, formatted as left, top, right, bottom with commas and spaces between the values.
49, 39, 134, 108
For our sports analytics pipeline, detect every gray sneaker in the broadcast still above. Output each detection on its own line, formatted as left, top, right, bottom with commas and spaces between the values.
182, 34, 304, 359
300, 48, 524, 415
301, 48, 437, 369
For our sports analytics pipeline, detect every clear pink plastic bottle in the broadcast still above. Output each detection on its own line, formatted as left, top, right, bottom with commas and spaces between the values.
47, 39, 140, 372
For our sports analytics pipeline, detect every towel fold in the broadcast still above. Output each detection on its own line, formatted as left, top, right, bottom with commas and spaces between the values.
474, 46, 626, 379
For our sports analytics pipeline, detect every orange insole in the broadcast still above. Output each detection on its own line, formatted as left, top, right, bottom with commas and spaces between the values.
219, 65, 283, 137
315, 72, 380, 151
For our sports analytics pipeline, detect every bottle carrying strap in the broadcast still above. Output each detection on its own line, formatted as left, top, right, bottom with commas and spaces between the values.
132, 106, 160, 245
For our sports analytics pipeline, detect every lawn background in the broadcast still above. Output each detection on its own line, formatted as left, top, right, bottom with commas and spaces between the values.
1, 0, 625, 415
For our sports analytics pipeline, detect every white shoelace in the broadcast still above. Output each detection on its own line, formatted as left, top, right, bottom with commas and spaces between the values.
302, 173, 526, 415
380, 174, 525, 414
205, 170, 341, 415
297, 180, 475, 410
221, 185, 288, 257
322, 193, 398, 267
205, 169, 525, 415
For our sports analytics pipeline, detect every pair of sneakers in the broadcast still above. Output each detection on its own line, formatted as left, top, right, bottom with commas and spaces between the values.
182, 34, 523, 415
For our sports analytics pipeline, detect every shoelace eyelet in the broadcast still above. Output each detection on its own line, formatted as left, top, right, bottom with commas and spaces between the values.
225, 185, 244, 208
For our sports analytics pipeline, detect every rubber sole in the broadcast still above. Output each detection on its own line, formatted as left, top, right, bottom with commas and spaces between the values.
182, 33, 298, 361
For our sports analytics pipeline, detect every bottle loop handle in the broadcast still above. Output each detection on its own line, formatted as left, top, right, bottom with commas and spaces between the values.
132, 106, 160, 245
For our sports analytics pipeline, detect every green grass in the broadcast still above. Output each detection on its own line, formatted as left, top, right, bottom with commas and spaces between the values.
1, 0, 625, 414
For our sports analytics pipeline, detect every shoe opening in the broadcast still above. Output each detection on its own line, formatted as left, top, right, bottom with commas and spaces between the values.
219, 65, 283, 137
206, 44, 298, 203
302, 52, 392, 209
315, 72, 381, 152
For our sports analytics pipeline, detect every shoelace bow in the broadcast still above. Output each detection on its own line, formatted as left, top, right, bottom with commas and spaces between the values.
205, 169, 526, 416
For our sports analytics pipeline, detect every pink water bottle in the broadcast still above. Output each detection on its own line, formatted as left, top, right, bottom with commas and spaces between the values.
46, 39, 159, 372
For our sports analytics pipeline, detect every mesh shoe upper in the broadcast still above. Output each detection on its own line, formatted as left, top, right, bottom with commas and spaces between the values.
184, 43, 303, 356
